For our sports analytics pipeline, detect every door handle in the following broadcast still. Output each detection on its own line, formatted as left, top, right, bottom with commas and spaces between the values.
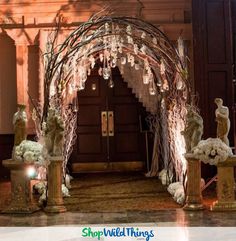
108, 111, 114, 136
101, 111, 108, 137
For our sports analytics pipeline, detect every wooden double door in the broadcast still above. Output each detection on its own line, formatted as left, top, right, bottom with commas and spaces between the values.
71, 67, 147, 172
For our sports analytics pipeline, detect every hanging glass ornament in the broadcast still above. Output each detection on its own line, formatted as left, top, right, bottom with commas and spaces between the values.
120, 56, 126, 65
98, 67, 103, 76
127, 36, 134, 44
89, 55, 95, 69
127, 53, 131, 63
103, 67, 111, 80
111, 37, 117, 52
133, 44, 139, 55
178, 36, 184, 59
149, 86, 156, 95
126, 25, 132, 34
163, 78, 169, 90
78, 81, 85, 90
156, 79, 162, 86
140, 44, 147, 54
68, 83, 73, 95
141, 32, 146, 39
176, 79, 184, 90
160, 60, 165, 75
99, 53, 104, 62
87, 68, 91, 76
115, 25, 120, 32
79, 66, 87, 83
135, 63, 140, 70
105, 23, 110, 34
130, 55, 135, 67
108, 77, 114, 88
152, 37, 157, 45
143, 69, 149, 84
50, 85, 56, 96
118, 45, 123, 54
149, 80, 156, 95
110, 58, 117, 68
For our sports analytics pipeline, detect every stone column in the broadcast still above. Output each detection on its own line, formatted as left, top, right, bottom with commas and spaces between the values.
44, 156, 66, 213
211, 156, 236, 211
183, 157, 204, 210
2, 159, 40, 213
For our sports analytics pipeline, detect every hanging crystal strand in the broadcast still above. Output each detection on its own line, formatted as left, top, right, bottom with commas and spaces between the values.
175, 70, 184, 90
120, 56, 126, 65
89, 55, 95, 69
177, 36, 185, 64
143, 68, 149, 84
130, 55, 135, 67
135, 61, 140, 70
108, 70, 114, 88
149, 77, 156, 95
105, 22, 110, 34
143, 59, 151, 84
152, 37, 157, 45
162, 78, 169, 91
160, 59, 165, 75
126, 25, 132, 35
103, 52, 111, 80
99, 53, 104, 62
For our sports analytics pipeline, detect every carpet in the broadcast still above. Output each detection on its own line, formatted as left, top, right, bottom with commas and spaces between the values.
64, 172, 180, 212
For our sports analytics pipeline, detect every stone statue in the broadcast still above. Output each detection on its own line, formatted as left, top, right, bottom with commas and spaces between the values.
181, 106, 203, 153
215, 98, 230, 146
45, 108, 65, 156
13, 104, 27, 146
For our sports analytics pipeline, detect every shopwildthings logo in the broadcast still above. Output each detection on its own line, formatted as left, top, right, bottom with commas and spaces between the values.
81, 227, 155, 241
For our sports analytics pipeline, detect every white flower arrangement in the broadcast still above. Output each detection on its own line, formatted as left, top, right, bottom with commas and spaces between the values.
33, 181, 70, 205
192, 138, 233, 165
167, 178, 205, 205
13, 140, 47, 166
158, 169, 173, 186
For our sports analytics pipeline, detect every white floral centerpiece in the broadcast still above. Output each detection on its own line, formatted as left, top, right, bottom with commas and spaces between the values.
191, 138, 233, 165
13, 140, 47, 166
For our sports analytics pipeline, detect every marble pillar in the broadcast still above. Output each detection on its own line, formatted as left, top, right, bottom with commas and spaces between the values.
183, 157, 204, 211
2, 159, 40, 214
211, 156, 236, 211
44, 156, 66, 213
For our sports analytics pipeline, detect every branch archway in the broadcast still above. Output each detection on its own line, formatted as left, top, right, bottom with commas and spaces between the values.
40, 15, 191, 181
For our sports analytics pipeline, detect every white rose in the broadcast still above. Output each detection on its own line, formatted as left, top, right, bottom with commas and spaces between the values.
23, 151, 35, 163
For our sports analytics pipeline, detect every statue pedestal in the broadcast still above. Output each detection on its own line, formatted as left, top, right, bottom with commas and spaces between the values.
211, 156, 236, 211
2, 159, 40, 214
183, 156, 204, 211
44, 156, 66, 213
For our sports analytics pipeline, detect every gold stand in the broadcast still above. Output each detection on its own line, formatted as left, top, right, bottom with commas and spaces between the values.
44, 156, 66, 213
211, 156, 236, 211
183, 156, 204, 211
2, 159, 40, 214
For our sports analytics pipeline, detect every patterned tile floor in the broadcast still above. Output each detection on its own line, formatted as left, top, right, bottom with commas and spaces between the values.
0, 173, 235, 227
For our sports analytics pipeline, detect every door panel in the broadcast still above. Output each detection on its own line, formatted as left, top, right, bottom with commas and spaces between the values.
74, 69, 108, 164
71, 66, 147, 172
106, 67, 145, 164
192, 0, 234, 178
